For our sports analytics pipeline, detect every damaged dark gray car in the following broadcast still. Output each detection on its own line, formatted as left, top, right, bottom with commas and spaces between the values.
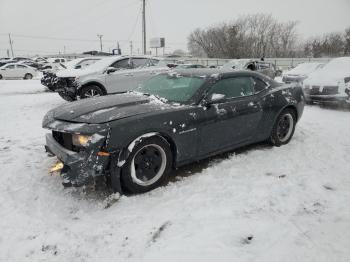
43, 69, 305, 194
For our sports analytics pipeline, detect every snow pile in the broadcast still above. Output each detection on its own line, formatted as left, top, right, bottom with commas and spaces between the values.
0, 80, 350, 261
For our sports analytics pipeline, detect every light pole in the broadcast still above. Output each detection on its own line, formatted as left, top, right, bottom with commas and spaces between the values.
142, 0, 146, 54
97, 34, 103, 52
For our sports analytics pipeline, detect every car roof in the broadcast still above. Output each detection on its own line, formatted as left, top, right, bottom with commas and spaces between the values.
170, 68, 268, 79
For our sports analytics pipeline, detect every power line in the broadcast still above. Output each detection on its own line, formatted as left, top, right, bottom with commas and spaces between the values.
127, 4, 143, 41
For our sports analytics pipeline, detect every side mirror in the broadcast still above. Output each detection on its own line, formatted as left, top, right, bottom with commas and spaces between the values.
106, 67, 117, 74
202, 93, 226, 106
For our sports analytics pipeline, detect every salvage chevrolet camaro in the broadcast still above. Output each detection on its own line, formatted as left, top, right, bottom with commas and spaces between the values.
43, 69, 305, 193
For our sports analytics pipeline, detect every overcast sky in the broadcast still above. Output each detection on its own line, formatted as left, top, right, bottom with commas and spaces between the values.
0, 0, 349, 57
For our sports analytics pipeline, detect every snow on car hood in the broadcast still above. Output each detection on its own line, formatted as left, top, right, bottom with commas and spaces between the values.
284, 63, 323, 77
304, 57, 350, 87
56, 67, 100, 78
47, 93, 172, 124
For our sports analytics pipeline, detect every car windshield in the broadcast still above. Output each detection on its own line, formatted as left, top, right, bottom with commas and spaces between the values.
137, 74, 206, 103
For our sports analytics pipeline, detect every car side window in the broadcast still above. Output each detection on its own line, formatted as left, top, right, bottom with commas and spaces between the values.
253, 77, 269, 93
17, 65, 27, 69
208, 77, 254, 99
111, 58, 132, 69
132, 58, 149, 68
6, 65, 15, 69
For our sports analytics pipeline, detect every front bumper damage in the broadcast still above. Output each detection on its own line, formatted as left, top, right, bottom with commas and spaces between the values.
45, 132, 110, 186
42, 117, 123, 190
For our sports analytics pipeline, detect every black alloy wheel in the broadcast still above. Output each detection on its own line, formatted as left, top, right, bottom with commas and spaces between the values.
270, 109, 296, 146
79, 85, 104, 99
121, 136, 173, 193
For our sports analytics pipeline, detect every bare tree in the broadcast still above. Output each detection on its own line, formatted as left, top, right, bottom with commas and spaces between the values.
187, 14, 299, 58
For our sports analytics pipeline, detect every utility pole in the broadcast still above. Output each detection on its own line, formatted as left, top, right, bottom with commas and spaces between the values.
97, 34, 103, 52
142, 0, 146, 54
130, 41, 133, 55
8, 33, 14, 58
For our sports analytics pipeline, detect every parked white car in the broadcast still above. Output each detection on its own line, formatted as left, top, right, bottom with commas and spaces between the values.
0, 63, 37, 80
54, 55, 169, 100
282, 62, 324, 83
303, 57, 350, 105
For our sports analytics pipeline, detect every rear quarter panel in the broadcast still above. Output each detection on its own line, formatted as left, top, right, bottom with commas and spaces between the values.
255, 83, 305, 141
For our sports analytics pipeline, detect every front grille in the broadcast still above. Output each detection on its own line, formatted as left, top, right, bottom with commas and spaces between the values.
322, 86, 339, 95
65, 77, 77, 87
309, 85, 339, 95
52, 131, 75, 151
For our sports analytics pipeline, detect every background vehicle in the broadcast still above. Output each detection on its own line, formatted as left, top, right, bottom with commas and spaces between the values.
43, 69, 304, 193
303, 57, 350, 106
176, 64, 207, 69
51, 55, 169, 101
0, 63, 37, 80
222, 59, 277, 78
282, 62, 324, 83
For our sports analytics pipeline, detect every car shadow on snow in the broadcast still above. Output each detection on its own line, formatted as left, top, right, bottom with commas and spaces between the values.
65, 141, 272, 202
172, 142, 272, 180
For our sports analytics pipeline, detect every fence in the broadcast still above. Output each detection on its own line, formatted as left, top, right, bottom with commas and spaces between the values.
163, 57, 333, 69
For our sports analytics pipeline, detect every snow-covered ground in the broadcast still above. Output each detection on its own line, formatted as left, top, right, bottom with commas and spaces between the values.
0, 80, 350, 262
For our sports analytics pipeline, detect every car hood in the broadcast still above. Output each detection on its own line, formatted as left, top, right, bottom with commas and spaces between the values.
303, 72, 345, 87
47, 93, 173, 124
56, 67, 101, 78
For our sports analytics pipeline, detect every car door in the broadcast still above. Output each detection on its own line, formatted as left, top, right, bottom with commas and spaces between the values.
198, 76, 264, 156
105, 58, 138, 93
16, 64, 28, 78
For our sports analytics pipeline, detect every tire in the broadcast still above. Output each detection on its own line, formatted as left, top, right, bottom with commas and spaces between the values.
79, 85, 105, 99
0, 74, 2, 80
24, 73, 33, 80
269, 108, 296, 147
58, 92, 77, 102
121, 136, 173, 194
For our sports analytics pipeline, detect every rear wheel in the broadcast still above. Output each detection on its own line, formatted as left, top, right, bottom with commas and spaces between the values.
121, 137, 173, 193
24, 73, 33, 80
269, 108, 296, 146
79, 85, 105, 99
0, 74, 2, 80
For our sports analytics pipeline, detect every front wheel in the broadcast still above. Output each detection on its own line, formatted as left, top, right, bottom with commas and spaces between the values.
121, 136, 173, 194
269, 109, 296, 147
79, 85, 105, 99
58, 92, 77, 102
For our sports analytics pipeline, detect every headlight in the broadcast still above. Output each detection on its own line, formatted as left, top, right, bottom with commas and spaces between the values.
72, 134, 92, 147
